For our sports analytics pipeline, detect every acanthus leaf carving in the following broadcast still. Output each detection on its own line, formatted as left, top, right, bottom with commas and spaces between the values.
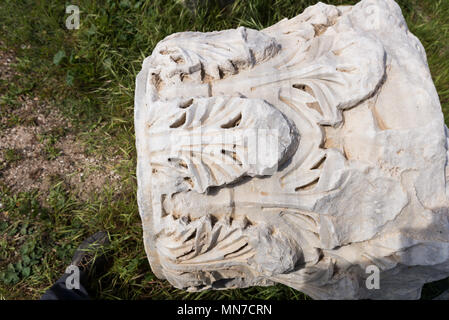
135, 0, 449, 300
146, 95, 296, 193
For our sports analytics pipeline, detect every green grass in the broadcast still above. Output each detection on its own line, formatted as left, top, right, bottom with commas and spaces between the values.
0, 0, 448, 300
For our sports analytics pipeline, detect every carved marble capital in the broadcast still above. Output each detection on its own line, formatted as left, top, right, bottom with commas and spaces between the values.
135, 0, 449, 299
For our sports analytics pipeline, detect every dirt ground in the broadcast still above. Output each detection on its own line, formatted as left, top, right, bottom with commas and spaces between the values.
0, 42, 121, 203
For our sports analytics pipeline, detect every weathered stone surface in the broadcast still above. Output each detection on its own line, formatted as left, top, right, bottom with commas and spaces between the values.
434, 289, 449, 300
135, 0, 449, 299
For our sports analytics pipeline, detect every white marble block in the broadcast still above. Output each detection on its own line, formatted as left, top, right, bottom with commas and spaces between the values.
134, 0, 449, 299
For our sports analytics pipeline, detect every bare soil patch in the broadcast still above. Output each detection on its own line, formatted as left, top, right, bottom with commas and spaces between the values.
0, 43, 121, 203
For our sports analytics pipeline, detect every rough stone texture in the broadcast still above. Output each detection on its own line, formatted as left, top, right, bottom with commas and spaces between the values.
134, 0, 449, 299
434, 289, 449, 300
